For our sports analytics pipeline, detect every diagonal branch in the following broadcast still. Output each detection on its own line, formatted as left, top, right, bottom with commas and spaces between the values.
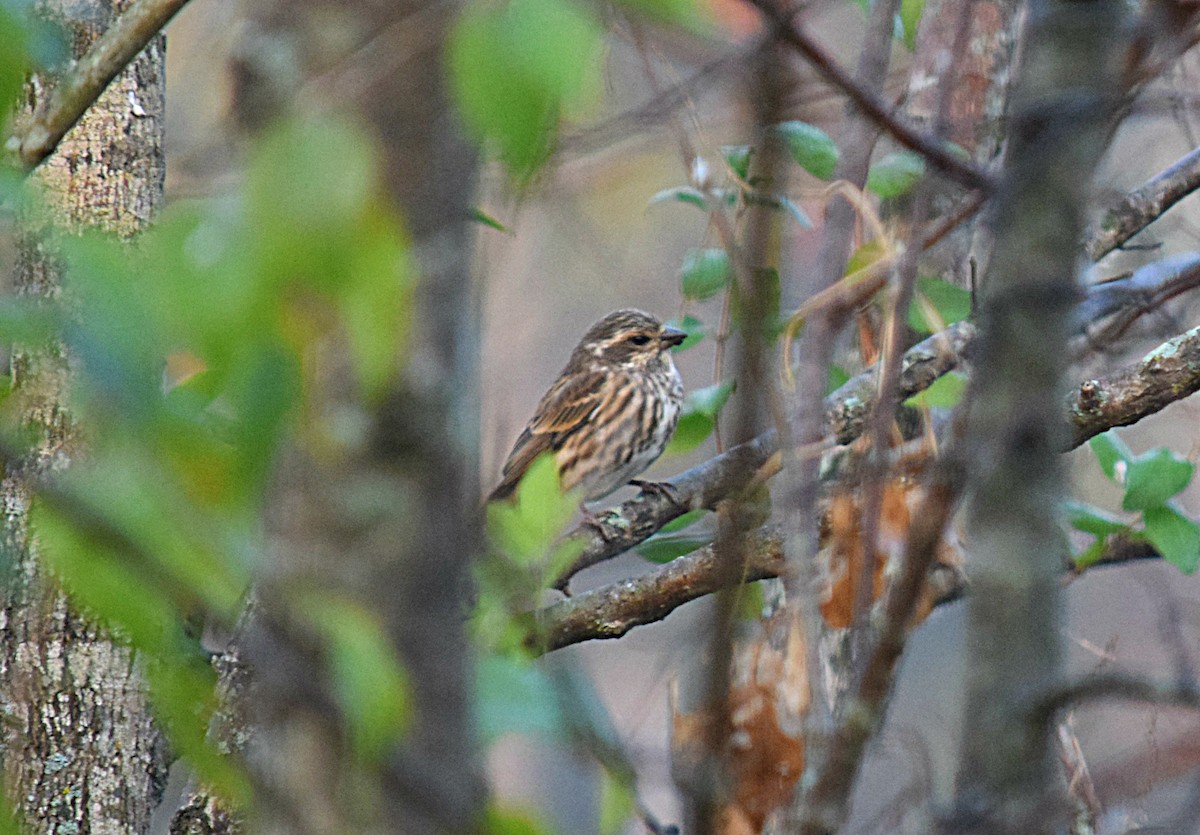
7, 0, 191, 171
748, 0, 993, 193
1086, 144, 1200, 260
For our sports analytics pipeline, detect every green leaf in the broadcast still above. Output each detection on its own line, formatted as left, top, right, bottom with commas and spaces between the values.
721, 144, 752, 180
1122, 447, 1194, 511
485, 804, 557, 835
827, 364, 851, 395
1089, 431, 1132, 481
904, 371, 965, 408
776, 121, 839, 180
598, 770, 635, 835
487, 453, 579, 565
681, 248, 731, 300
663, 411, 714, 455
664, 314, 705, 351
866, 150, 925, 198
0, 7, 33, 134
635, 531, 712, 563
1072, 537, 1109, 571
448, 0, 603, 177
686, 379, 736, 418
908, 276, 972, 334
845, 239, 887, 276
898, 0, 924, 49
1143, 503, 1200, 573
1063, 500, 1128, 537
307, 596, 413, 758
470, 207, 510, 231
475, 654, 567, 743
649, 186, 709, 209
660, 508, 708, 533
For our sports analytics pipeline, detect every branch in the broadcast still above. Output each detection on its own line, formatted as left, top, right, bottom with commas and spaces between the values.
1032, 673, 1200, 732
7, 0, 191, 171
1086, 144, 1200, 260
748, 0, 994, 193
1069, 323, 1200, 447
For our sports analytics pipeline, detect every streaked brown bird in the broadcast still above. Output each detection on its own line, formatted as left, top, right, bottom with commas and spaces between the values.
489, 309, 686, 504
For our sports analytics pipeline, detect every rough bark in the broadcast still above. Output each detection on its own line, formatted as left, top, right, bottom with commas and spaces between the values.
0, 1, 168, 831
953, 0, 1128, 826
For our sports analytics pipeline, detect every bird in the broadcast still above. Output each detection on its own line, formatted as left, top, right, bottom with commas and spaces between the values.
489, 309, 686, 504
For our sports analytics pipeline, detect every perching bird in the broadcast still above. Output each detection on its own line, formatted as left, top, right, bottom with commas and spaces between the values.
489, 309, 686, 503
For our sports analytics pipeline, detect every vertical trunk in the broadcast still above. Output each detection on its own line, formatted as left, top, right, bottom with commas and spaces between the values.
955, 1, 1126, 826
0, 3, 167, 831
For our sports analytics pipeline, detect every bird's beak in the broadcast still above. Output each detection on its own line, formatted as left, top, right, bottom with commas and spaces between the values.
660, 326, 687, 347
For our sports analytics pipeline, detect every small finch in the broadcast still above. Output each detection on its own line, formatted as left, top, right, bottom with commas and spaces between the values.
489, 309, 686, 504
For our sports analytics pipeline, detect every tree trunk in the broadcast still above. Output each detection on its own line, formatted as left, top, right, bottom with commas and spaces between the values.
0, 2, 167, 831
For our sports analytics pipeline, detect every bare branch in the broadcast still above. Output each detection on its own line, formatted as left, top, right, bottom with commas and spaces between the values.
748, 0, 994, 193
1086, 144, 1200, 261
7, 0, 191, 171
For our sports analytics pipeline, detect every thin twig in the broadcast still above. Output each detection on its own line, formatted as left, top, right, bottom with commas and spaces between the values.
8, 0, 191, 171
1086, 144, 1200, 260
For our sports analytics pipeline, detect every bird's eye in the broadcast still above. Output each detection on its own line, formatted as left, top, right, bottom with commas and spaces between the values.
628, 334, 652, 346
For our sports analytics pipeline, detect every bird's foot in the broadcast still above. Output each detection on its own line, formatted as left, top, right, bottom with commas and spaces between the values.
629, 479, 683, 507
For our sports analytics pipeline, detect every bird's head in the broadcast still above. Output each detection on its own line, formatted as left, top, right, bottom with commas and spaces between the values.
574, 309, 686, 371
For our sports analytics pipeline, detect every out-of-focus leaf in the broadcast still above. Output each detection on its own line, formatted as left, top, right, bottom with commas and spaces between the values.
470, 206, 509, 231
898, 0, 924, 49
1063, 500, 1128, 537
635, 530, 712, 563
1143, 503, 1200, 573
660, 508, 708, 532
908, 276, 971, 334
1090, 431, 1132, 482
449, 0, 603, 177
721, 144, 752, 180
1122, 447, 1194, 511
776, 121, 839, 180
612, 0, 705, 28
664, 314, 705, 351
475, 654, 567, 743
845, 239, 887, 277
827, 364, 851, 395
487, 453, 578, 565
904, 371, 965, 408
664, 411, 714, 455
307, 595, 412, 758
681, 248, 730, 300
649, 186, 709, 210
686, 379, 735, 418
598, 769, 635, 835
866, 150, 925, 198
775, 194, 814, 229
485, 804, 557, 835
0, 7, 32, 135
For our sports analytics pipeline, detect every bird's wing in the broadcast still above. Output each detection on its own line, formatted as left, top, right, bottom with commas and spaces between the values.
488, 368, 607, 501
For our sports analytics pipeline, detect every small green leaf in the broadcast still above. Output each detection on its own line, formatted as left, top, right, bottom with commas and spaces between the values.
636, 531, 713, 563
776, 121, 839, 180
660, 508, 708, 533
1090, 431, 1133, 481
908, 276, 972, 334
664, 314, 705, 351
681, 248, 731, 300
487, 453, 579, 565
1063, 500, 1128, 537
866, 150, 925, 198
485, 804, 557, 835
1072, 537, 1109, 571
827, 364, 851, 395
898, 0, 924, 49
598, 770, 635, 835
721, 145, 752, 180
649, 186, 709, 209
308, 596, 412, 758
664, 411, 714, 455
775, 195, 814, 229
904, 371, 965, 408
1123, 448, 1194, 511
845, 239, 887, 277
611, 0, 705, 28
686, 379, 736, 418
1143, 503, 1200, 573
470, 207, 509, 231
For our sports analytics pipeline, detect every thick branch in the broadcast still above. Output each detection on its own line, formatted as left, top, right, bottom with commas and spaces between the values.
7, 0, 191, 171
1069, 324, 1200, 446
